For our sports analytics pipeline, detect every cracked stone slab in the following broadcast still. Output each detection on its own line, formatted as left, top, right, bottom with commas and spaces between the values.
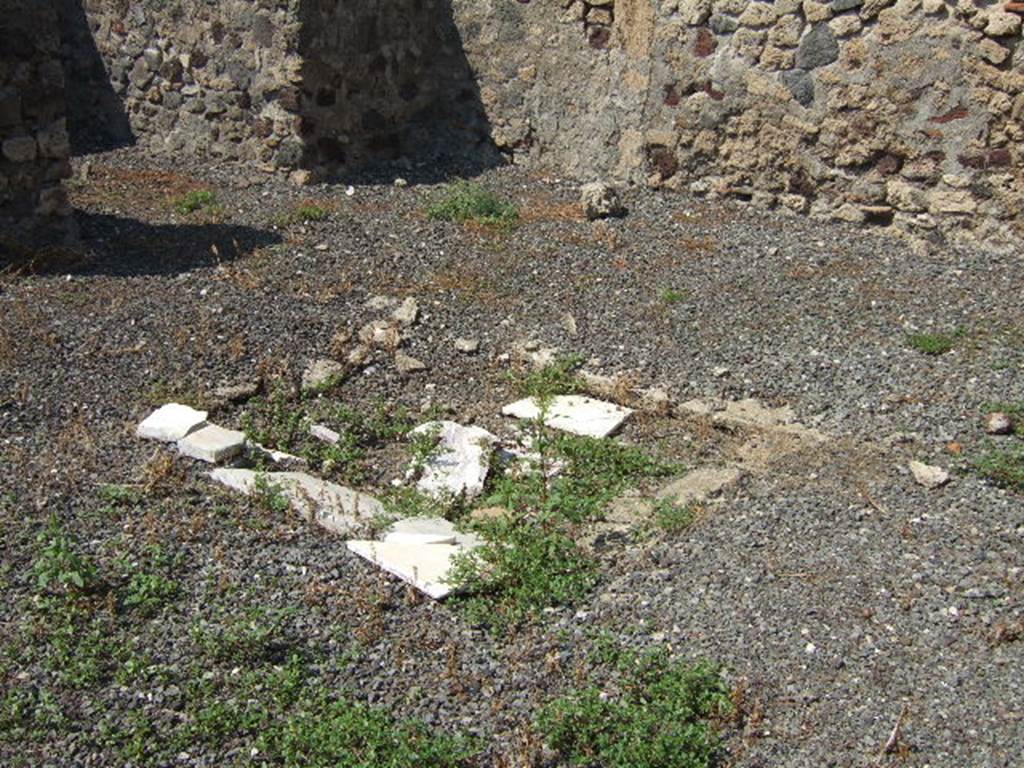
412, 421, 496, 499
386, 516, 483, 549
177, 424, 246, 464
657, 466, 744, 506
346, 540, 463, 599
209, 468, 384, 534
501, 395, 633, 438
136, 403, 208, 442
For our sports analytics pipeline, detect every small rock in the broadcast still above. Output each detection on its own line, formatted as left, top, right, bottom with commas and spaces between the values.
289, 169, 313, 186
909, 460, 950, 489
213, 381, 260, 403
712, 366, 731, 378
345, 540, 463, 599
301, 359, 346, 392
137, 403, 208, 442
365, 295, 397, 311
310, 424, 341, 444
455, 337, 480, 354
347, 345, 372, 367
562, 313, 578, 337
392, 297, 419, 326
358, 319, 401, 350
580, 181, 625, 220
210, 468, 384, 534
393, 177, 408, 188
395, 352, 428, 374
985, 412, 1014, 436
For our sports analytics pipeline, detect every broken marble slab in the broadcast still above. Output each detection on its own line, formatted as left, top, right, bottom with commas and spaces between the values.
136, 403, 208, 442
501, 395, 633, 438
209, 468, 384, 534
346, 540, 463, 599
177, 424, 246, 464
412, 421, 496, 499
386, 516, 482, 549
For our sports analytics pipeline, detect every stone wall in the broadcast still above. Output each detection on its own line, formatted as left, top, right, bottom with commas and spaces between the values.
451, 0, 1024, 247
0, 0, 74, 251
48, 0, 1024, 246
62, 0, 303, 166
65, 0, 495, 178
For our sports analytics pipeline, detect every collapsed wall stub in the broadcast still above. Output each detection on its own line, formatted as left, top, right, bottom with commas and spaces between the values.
6, 0, 1024, 249
0, 0, 74, 253
62, 0, 498, 180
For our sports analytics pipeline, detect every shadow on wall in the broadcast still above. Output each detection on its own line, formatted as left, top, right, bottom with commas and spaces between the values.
295, 0, 501, 183
56, 0, 133, 154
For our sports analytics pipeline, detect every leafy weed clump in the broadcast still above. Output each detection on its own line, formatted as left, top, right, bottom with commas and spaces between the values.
449, 516, 597, 632
172, 189, 217, 215
450, 411, 673, 632
515, 354, 585, 401
538, 642, 731, 768
975, 444, 1024, 491
427, 180, 518, 226
905, 330, 957, 356
33, 517, 99, 595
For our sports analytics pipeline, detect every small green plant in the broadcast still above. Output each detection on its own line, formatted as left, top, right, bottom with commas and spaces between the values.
660, 288, 687, 304
407, 423, 443, 475
123, 571, 179, 616
515, 354, 585, 401
256, 687, 478, 767
97, 484, 141, 506
975, 444, 1024, 491
191, 605, 294, 665
427, 180, 518, 225
294, 204, 329, 222
654, 499, 696, 534
906, 330, 956, 356
241, 386, 307, 452
537, 644, 731, 768
33, 517, 99, 594
449, 516, 597, 633
172, 189, 217, 215
252, 473, 292, 515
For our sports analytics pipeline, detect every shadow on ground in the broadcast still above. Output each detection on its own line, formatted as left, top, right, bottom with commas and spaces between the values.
58, 210, 282, 277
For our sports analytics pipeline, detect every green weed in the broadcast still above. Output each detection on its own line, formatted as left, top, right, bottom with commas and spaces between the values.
654, 499, 696, 534
172, 189, 217, 215
538, 644, 730, 768
515, 354, 585, 402
449, 516, 597, 633
123, 572, 179, 616
427, 181, 518, 226
906, 330, 958, 356
975, 444, 1024, 491
33, 517, 99, 594
660, 288, 687, 304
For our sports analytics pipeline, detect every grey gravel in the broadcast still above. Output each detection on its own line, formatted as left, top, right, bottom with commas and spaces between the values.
0, 145, 1021, 767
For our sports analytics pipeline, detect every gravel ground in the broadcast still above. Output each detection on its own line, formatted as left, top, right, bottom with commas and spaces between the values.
1, 146, 1022, 767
